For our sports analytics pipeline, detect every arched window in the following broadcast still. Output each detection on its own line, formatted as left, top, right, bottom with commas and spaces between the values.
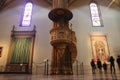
90, 2, 102, 27
20, 2, 33, 27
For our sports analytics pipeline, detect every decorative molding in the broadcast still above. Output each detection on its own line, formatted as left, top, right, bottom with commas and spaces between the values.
11, 26, 36, 37
6, 64, 28, 73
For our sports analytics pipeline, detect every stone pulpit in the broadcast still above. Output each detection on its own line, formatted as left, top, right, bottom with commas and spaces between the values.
48, 0, 77, 75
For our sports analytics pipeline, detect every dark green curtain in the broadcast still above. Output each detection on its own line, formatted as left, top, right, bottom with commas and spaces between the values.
10, 37, 31, 64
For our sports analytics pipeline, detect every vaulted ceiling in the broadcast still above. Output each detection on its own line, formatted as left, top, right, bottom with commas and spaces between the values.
0, 0, 120, 12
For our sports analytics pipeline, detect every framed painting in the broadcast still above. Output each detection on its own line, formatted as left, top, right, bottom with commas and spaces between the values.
90, 35, 110, 62
0, 47, 3, 57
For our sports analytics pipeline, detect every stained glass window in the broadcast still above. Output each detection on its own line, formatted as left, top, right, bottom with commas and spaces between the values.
20, 2, 33, 27
90, 2, 101, 27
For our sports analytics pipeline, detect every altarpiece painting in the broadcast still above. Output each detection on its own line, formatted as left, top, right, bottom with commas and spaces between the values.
90, 35, 110, 63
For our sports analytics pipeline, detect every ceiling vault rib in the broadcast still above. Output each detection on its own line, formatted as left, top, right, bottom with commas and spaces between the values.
0, 0, 6, 10
44, 0, 77, 7
108, 0, 115, 7
68, 0, 76, 7
0, 0, 14, 12
44, 0, 52, 6
108, 0, 120, 8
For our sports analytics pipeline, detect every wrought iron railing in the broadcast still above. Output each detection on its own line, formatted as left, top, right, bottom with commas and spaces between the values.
33, 60, 84, 75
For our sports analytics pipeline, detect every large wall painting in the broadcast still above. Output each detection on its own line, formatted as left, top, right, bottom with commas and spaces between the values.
90, 35, 110, 62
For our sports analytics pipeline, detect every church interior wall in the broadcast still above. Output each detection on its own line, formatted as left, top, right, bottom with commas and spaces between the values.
69, 0, 120, 66
0, 0, 120, 72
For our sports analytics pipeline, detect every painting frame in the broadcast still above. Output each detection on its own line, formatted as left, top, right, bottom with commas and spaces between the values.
0, 47, 3, 57
90, 35, 110, 62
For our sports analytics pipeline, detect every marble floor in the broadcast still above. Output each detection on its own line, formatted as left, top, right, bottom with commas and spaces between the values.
0, 73, 120, 80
